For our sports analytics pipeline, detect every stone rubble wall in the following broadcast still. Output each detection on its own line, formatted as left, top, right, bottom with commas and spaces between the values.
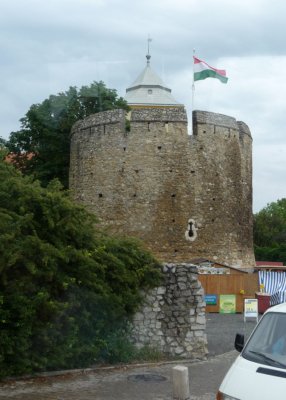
131, 263, 208, 360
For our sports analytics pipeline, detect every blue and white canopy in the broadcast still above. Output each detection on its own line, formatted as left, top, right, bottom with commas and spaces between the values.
259, 271, 286, 305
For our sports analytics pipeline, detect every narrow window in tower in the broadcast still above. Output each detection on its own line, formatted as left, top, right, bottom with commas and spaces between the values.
148, 122, 150, 131
148, 89, 152, 95
165, 122, 169, 132
188, 222, 194, 237
98, 193, 103, 198
185, 218, 198, 242
157, 146, 162, 150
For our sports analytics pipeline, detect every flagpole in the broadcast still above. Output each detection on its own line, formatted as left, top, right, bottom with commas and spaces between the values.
191, 48, 195, 134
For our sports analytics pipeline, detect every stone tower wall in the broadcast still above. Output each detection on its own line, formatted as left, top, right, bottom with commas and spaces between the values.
69, 108, 255, 268
189, 111, 254, 268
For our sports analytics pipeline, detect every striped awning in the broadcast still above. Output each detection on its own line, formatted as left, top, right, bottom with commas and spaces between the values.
259, 271, 286, 305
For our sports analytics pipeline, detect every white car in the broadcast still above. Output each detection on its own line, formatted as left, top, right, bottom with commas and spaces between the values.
217, 302, 286, 400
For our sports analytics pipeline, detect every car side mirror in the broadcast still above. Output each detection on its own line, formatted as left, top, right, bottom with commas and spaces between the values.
235, 333, 244, 352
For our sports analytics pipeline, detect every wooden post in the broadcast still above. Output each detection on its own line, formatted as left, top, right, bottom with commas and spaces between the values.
172, 365, 190, 400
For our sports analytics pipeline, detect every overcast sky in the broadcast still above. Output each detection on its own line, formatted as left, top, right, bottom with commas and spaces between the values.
1, 0, 285, 212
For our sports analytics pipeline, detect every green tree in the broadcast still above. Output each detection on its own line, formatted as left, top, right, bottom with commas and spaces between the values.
254, 198, 286, 246
254, 245, 286, 265
0, 159, 161, 377
0, 137, 7, 148
6, 82, 129, 188
254, 198, 286, 263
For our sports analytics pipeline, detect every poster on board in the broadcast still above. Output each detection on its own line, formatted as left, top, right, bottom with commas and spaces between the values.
219, 294, 236, 314
244, 298, 258, 322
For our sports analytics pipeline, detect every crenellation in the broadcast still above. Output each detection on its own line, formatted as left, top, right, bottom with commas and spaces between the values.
131, 107, 187, 123
193, 110, 238, 130
237, 120, 252, 139
71, 109, 126, 142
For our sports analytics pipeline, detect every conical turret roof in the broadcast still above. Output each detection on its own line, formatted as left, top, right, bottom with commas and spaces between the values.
125, 55, 181, 107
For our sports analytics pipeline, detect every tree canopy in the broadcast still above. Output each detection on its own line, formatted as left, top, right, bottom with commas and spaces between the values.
0, 138, 6, 147
6, 81, 129, 188
0, 157, 161, 377
254, 198, 286, 264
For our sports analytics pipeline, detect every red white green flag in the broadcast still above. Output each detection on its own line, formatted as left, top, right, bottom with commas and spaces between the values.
193, 56, 228, 84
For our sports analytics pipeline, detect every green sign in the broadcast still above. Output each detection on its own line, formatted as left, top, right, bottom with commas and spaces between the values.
219, 294, 236, 314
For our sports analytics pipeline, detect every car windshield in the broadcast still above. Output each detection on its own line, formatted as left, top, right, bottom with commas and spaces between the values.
242, 312, 286, 369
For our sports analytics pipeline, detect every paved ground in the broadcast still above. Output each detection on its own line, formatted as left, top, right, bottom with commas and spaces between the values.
206, 312, 258, 356
0, 314, 259, 400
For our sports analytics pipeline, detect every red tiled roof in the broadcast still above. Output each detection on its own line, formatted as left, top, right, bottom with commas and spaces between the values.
5, 152, 34, 163
256, 261, 284, 266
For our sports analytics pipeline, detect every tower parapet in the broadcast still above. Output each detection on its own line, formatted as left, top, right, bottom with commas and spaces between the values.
193, 110, 238, 130
130, 107, 187, 122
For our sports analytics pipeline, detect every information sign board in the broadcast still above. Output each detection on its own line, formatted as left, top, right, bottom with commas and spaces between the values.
219, 294, 236, 314
244, 298, 258, 322
205, 294, 217, 305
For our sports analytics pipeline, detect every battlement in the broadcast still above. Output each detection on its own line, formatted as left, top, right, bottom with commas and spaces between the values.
193, 110, 252, 141
131, 107, 187, 123
71, 109, 125, 137
237, 121, 252, 138
193, 110, 237, 129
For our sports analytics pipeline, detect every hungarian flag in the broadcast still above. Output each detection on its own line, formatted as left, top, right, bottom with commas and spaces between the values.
193, 56, 228, 84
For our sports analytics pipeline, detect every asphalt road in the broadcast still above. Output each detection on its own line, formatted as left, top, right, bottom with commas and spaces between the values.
206, 312, 259, 356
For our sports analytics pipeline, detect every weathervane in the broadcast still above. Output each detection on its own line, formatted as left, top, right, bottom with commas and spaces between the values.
146, 35, 152, 65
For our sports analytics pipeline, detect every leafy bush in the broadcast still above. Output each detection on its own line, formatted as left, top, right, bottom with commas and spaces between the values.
0, 158, 161, 377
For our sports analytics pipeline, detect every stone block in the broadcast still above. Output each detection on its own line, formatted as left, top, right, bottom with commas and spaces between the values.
174, 346, 185, 355
157, 286, 166, 295
196, 315, 206, 325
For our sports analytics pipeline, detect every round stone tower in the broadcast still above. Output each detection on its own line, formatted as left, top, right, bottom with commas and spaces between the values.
69, 57, 255, 269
